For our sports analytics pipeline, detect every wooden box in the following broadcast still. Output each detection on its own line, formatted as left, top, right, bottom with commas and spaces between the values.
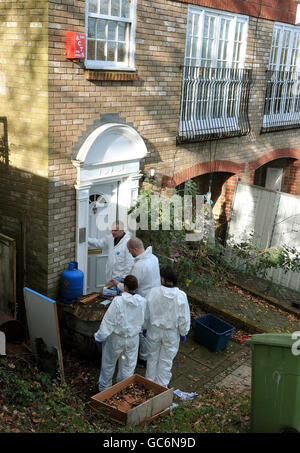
90, 374, 173, 426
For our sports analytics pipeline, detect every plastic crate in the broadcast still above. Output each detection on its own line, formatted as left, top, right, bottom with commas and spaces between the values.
194, 314, 235, 352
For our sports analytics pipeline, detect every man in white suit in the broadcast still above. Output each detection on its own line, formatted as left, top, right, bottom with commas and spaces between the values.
88, 220, 134, 284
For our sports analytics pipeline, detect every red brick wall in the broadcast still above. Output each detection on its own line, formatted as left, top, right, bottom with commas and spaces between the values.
174, 0, 298, 24
163, 160, 245, 187
282, 160, 300, 195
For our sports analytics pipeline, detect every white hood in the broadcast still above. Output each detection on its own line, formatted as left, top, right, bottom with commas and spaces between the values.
160, 285, 177, 299
121, 292, 144, 307
128, 246, 161, 298
135, 246, 153, 261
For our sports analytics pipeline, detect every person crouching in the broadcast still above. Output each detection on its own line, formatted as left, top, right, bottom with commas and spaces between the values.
94, 275, 146, 391
143, 267, 190, 388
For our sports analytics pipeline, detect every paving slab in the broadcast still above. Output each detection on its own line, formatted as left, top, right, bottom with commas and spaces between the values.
216, 364, 252, 393
132, 331, 251, 396
168, 332, 251, 394
231, 363, 252, 380
188, 341, 242, 369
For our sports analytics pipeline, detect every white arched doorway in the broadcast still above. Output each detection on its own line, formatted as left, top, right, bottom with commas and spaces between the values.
72, 123, 148, 294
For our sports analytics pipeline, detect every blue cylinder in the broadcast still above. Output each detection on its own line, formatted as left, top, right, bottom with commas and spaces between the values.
61, 261, 84, 304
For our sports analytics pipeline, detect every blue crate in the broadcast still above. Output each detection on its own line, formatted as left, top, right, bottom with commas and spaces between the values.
194, 314, 235, 352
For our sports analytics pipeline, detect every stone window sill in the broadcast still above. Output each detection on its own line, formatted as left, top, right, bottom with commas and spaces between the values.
85, 70, 138, 82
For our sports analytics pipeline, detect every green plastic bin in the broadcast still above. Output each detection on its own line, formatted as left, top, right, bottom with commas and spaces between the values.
247, 333, 300, 433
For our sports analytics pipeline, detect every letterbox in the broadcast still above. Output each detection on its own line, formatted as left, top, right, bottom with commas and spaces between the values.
66, 31, 86, 59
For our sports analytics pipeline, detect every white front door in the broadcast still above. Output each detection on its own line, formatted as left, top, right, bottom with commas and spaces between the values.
87, 182, 118, 293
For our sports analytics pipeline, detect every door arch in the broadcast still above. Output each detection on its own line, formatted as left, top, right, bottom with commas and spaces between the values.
72, 123, 148, 294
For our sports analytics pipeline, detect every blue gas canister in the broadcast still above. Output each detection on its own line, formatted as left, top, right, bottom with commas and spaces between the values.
61, 261, 84, 304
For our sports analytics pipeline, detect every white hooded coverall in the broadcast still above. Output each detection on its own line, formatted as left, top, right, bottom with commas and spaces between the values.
117, 246, 161, 361
117, 246, 161, 297
94, 292, 146, 391
88, 231, 134, 282
143, 285, 190, 388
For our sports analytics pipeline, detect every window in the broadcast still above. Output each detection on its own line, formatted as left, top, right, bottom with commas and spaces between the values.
269, 23, 300, 72
185, 8, 248, 69
89, 193, 108, 215
178, 6, 251, 143
263, 23, 300, 131
85, 0, 136, 70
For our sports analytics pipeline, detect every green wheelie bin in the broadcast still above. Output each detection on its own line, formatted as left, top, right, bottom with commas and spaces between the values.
247, 333, 300, 433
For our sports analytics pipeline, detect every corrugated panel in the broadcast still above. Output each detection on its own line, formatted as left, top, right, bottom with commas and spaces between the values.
227, 182, 277, 248
226, 182, 300, 293
267, 192, 300, 291
270, 193, 300, 249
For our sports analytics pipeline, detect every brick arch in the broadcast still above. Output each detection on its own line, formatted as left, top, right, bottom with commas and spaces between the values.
248, 148, 300, 175
162, 160, 245, 188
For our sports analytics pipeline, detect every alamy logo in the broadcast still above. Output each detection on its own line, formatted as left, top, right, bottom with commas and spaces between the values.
95, 194, 210, 242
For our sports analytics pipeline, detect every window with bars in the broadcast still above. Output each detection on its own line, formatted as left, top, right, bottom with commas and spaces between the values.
178, 6, 251, 143
85, 0, 136, 70
262, 23, 300, 132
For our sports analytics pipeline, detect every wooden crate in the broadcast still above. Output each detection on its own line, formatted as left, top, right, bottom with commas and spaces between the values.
90, 374, 173, 426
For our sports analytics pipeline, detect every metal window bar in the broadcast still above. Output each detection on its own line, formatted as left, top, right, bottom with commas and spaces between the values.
0, 117, 9, 166
261, 70, 300, 133
177, 66, 252, 144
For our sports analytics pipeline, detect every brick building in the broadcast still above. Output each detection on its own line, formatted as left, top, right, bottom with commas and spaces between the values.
0, 0, 300, 308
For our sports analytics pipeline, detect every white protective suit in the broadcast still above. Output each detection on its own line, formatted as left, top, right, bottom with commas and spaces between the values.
117, 246, 161, 297
117, 246, 161, 361
94, 291, 146, 391
88, 231, 134, 282
143, 285, 190, 388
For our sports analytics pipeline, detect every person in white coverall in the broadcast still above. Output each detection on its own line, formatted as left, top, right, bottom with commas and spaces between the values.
143, 266, 190, 388
88, 220, 134, 284
94, 275, 146, 391
112, 237, 161, 366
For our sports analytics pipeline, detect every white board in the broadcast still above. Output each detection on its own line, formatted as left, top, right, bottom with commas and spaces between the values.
23, 287, 64, 380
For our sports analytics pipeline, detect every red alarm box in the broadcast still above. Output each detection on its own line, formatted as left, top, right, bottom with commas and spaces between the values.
66, 31, 86, 59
